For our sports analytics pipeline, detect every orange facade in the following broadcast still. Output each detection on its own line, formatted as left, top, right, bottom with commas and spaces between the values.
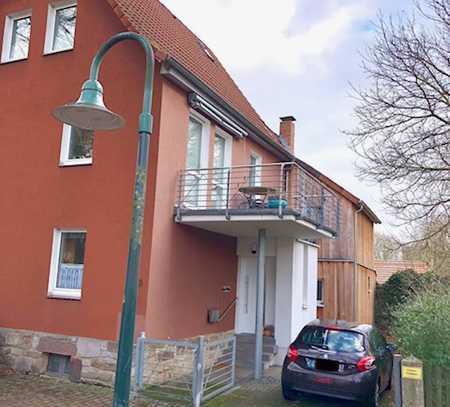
0, 0, 279, 342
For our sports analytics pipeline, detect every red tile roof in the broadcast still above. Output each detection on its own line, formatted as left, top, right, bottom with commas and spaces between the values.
374, 260, 429, 284
106, 0, 279, 143
105, 0, 381, 224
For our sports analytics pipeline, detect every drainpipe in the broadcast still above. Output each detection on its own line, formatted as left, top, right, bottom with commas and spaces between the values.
255, 229, 266, 380
353, 202, 364, 322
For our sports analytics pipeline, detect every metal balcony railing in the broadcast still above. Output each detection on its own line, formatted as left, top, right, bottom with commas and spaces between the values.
175, 162, 339, 236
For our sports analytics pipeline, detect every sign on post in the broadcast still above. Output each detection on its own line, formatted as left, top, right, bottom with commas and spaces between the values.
401, 357, 424, 407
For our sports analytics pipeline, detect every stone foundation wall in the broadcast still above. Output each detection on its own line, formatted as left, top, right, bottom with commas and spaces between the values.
0, 327, 234, 387
0, 327, 117, 385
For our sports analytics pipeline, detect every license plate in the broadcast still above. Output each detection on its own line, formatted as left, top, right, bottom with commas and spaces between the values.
314, 376, 333, 384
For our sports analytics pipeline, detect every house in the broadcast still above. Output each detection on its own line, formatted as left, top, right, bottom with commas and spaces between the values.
0, 0, 378, 384
374, 260, 429, 284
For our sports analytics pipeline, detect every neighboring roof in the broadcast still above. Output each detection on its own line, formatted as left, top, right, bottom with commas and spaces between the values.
374, 260, 429, 284
106, 0, 381, 225
106, 0, 278, 144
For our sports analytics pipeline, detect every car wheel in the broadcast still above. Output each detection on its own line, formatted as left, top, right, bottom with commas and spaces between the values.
364, 380, 380, 407
282, 382, 297, 401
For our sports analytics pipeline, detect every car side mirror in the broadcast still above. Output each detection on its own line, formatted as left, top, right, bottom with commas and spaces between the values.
386, 343, 396, 352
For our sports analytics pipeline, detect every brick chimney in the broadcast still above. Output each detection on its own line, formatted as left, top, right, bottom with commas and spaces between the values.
279, 116, 296, 153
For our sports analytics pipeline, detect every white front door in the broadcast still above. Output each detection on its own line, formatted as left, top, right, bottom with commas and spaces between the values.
235, 257, 276, 334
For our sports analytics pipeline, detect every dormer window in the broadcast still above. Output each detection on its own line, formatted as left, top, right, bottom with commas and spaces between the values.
1, 10, 32, 63
44, 1, 77, 54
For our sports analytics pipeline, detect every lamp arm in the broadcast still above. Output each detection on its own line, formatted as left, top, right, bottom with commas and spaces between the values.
89, 32, 155, 134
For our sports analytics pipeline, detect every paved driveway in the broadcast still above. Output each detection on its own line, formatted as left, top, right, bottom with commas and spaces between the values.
206, 368, 394, 407
0, 366, 393, 407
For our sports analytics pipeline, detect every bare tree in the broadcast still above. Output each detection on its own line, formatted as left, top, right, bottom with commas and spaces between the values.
348, 0, 450, 242
375, 232, 402, 260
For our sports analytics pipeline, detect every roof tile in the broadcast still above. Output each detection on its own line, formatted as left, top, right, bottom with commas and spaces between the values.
109, 0, 279, 143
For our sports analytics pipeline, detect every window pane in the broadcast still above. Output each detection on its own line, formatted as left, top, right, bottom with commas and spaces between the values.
213, 135, 226, 168
10, 17, 31, 60
249, 156, 258, 186
57, 232, 86, 290
212, 135, 226, 208
53, 6, 77, 51
68, 127, 93, 160
186, 118, 202, 169
317, 280, 323, 302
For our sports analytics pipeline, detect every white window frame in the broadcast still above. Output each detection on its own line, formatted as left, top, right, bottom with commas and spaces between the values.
1, 9, 32, 64
44, 0, 77, 55
47, 228, 86, 300
211, 129, 233, 208
183, 110, 210, 209
249, 152, 262, 186
59, 124, 93, 167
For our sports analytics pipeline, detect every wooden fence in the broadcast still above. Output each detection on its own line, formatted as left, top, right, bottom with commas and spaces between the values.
423, 363, 450, 407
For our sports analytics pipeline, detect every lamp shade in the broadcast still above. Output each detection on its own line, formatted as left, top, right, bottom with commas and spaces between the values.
52, 80, 125, 131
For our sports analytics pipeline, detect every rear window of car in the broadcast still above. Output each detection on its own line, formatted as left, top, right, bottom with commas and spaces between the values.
298, 327, 365, 353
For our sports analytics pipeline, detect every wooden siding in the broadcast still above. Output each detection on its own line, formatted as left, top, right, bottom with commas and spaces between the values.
355, 265, 376, 324
356, 211, 375, 269
317, 261, 376, 324
318, 198, 355, 260
317, 261, 355, 321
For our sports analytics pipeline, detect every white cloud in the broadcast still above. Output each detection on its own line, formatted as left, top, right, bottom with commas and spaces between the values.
161, 0, 369, 74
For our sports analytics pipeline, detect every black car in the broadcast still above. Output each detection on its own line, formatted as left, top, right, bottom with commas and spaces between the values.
281, 320, 394, 407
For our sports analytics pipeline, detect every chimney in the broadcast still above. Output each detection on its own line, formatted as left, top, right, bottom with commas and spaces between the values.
279, 116, 296, 153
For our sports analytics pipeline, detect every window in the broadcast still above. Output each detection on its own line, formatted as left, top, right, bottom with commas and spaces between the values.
317, 279, 324, 306
1, 10, 32, 63
47, 354, 71, 377
212, 131, 232, 208
44, 1, 77, 54
60, 124, 94, 166
298, 326, 365, 353
248, 153, 261, 186
48, 229, 87, 300
184, 113, 209, 208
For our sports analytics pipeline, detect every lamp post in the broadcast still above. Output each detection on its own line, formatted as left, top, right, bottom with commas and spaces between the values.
52, 32, 155, 407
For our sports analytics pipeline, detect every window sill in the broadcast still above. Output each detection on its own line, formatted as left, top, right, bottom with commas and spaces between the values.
1, 56, 28, 65
43, 47, 74, 57
48, 290, 81, 301
317, 303, 325, 308
59, 159, 93, 167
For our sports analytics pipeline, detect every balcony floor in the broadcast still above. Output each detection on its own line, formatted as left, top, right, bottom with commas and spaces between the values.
174, 208, 335, 240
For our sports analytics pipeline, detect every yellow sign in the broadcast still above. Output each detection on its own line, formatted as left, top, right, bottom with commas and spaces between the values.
402, 366, 423, 380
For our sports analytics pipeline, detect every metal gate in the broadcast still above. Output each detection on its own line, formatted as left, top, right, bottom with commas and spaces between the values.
134, 334, 236, 406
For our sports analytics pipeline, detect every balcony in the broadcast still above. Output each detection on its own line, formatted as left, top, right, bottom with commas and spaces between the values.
174, 162, 339, 240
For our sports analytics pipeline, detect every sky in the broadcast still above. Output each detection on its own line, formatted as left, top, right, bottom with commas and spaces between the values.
160, 0, 416, 233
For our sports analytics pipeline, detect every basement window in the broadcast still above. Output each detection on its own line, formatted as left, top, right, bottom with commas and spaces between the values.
1, 10, 32, 63
44, 1, 77, 54
47, 354, 70, 377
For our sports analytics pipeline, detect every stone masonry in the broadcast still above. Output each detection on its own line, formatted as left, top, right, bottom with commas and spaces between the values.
0, 327, 118, 385
0, 327, 234, 388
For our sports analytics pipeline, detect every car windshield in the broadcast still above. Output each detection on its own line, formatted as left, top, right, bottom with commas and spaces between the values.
299, 327, 365, 353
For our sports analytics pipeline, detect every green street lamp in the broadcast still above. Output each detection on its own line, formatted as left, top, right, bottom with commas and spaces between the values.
53, 32, 155, 407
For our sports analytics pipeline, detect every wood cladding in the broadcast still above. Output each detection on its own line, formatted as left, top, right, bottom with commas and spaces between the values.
316, 195, 377, 324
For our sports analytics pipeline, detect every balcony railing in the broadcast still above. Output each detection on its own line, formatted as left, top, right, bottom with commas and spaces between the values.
175, 162, 339, 236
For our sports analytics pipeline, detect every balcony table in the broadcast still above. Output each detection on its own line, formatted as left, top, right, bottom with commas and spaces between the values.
238, 186, 277, 209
